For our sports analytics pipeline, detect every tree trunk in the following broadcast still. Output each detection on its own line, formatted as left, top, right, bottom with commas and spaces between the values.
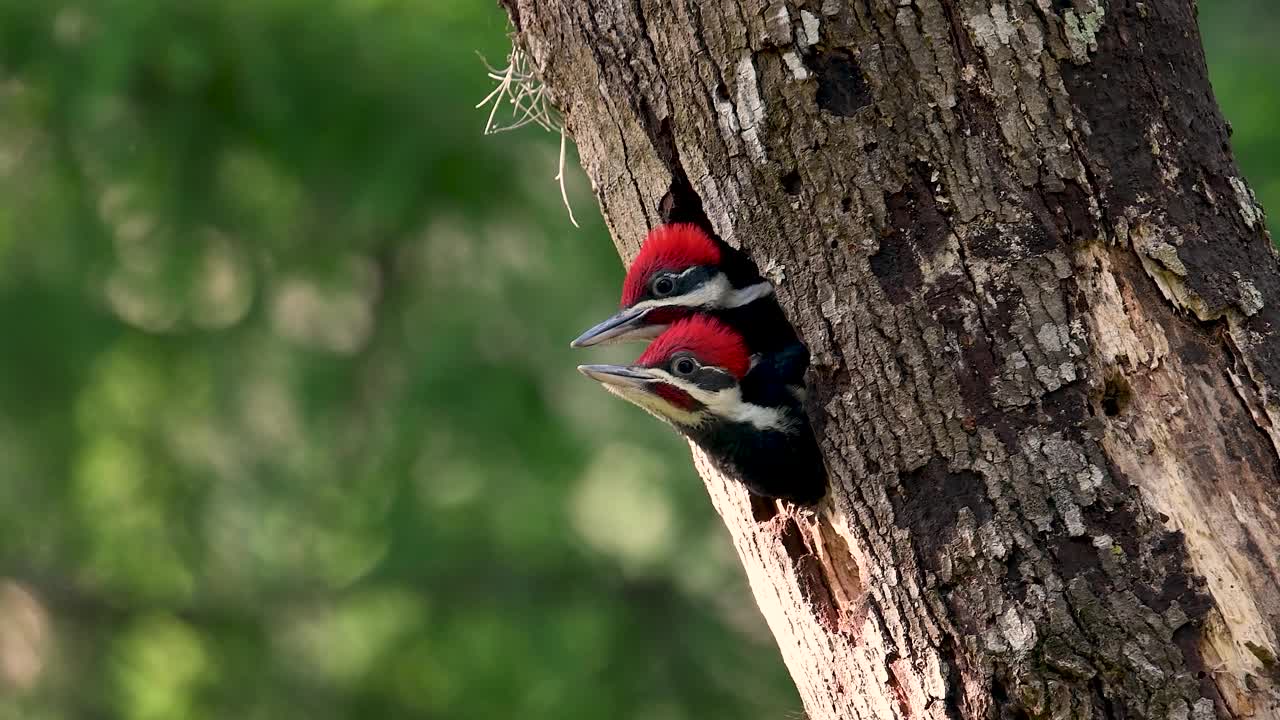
502, 0, 1280, 716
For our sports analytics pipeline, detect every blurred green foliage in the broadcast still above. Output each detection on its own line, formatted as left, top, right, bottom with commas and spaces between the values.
0, 1, 1273, 719
1202, 0, 1279, 228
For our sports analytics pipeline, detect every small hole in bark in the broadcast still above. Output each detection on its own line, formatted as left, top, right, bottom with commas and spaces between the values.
658, 176, 707, 226
1101, 374, 1132, 417
812, 49, 872, 116
990, 677, 1028, 713
1055, 537, 1102, 580
779, 518, 808, 557
841, 196, 853, 212
1101, 395, 1120, 417
750, 494, 778, 522
864, 141, 878, 152
829, 239, 838, 248
1054, 0, 1074, 9
781, 170, 802, 195
714, 82, 730, 103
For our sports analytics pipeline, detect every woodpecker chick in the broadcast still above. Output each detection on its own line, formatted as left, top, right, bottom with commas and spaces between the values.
578, 315, 826, 505
571, 224, 801, 360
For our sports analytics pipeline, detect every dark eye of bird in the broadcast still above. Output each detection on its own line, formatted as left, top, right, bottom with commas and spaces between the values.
653, 276, 676, 296
673, 357, 697, 376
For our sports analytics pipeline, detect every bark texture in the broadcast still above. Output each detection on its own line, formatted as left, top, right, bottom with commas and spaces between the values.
503, 0, 1280, 716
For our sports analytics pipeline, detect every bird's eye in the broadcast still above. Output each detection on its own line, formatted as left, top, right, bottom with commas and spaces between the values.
653, 276, 676, 296
673, 357, 697, 376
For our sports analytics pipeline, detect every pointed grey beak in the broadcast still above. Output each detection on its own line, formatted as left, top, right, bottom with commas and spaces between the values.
570, 306, 653, 348
576, 364, 656, 389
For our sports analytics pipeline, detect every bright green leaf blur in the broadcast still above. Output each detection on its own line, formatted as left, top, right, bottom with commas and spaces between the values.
0, 1, 1273, 718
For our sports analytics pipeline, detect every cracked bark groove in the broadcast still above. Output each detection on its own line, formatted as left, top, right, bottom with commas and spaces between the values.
503, 0, 1280, 716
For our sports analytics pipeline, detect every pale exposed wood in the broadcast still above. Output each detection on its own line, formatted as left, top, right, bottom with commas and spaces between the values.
504, 0, 1280, 716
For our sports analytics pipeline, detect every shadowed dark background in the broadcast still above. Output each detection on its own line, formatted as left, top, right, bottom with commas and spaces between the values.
0, 1, 1273, 718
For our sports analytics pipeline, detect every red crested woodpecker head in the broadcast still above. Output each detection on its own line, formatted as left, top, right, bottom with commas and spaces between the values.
620, 224, 721, 307
578, 316, 794, 433
570, 224, 774, 347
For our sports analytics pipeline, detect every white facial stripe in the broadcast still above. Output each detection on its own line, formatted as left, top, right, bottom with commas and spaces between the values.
627, 272, 741, 312
649, 370, 795, 433
628, 274, 731, 312
712, 388, 793, 431
726, 281, 774, 308
630, 267, 702, 312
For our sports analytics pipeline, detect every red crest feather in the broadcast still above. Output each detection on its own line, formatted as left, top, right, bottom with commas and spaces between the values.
621, 224, 721, 306
637, 315, 750, 379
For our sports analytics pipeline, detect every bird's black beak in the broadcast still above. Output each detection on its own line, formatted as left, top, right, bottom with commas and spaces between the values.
570, 306, 660, 348
576, 363, 657, 389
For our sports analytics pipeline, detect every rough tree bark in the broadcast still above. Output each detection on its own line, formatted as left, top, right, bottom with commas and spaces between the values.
502, 0, 1280, 716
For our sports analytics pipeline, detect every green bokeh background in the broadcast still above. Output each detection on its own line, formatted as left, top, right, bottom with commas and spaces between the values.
0, 2, 1273, 718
